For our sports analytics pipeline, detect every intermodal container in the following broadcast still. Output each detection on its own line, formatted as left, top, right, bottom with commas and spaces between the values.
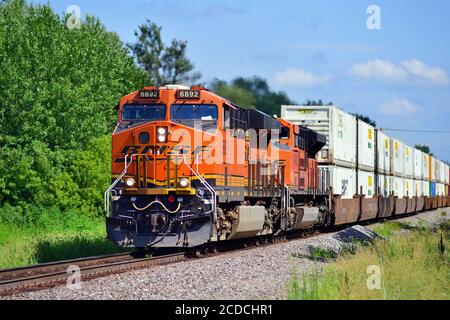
429, 156, 436, 181
404, 145, 414, 178
281, 106, 356, 168
358, 170, 375, 198
378, 174, 391, 197
377, 131, 391, 175
421, 180, 430, 197
430, 181, 436, 196
319, 165, 356, 199
357, 120, 375, 171
392, 176, 405, 197
413, 149, 422, 180
405, 178, 414, 198
422, 153, 430, 181
390, 139, 405, 177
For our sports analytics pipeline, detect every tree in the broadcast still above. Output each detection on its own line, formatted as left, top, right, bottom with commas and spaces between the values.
415, 144, 434, 156
352, 113, 377, 127
210, 79, 256, 108
129, 20, 201, 85
210, 76, 294, 116
0, 0, 145, 215
162, 40, 201, 84
303, 99, 333, 106
128, 20, 164, 84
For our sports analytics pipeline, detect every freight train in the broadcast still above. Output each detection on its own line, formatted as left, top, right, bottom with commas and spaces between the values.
105, 85, 450, 249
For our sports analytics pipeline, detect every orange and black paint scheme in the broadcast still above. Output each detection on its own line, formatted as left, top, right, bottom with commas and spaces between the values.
105, 85, 328, 248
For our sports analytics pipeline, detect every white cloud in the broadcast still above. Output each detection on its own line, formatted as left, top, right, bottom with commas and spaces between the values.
348, 59, 449, 85
401, 60, 449, 85
274, 69, 332, 87
379, 98, 421, 116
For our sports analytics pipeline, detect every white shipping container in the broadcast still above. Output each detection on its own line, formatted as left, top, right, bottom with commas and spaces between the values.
357, 170, 375, 198
422, 180, 430, 197
378, 174, 391, 197
404, 145, 414, 178
358, 120, 375, 171
405, 178, 414, 198
422, 153, 430, 182
320, 165, 356, 199
377, 131, 391, 174
413, 180, 423, 197
413, 149, 423, 180
435, 160, 441, 183
439, 160, 445, 183
281, 106, 356, 168
444, 164, 450, 185
390, 139, 405, 177
392, 176, 405, 197
413, 149, 422, 180
436, 183, 445, 196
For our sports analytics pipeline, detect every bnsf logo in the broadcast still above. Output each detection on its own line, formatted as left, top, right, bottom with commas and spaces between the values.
114, 145, 211, 163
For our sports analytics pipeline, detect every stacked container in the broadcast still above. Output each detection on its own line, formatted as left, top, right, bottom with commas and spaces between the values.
280, 106, 356, 168
404, 145, 414, 179
281, 106, 357, 199
357, 120, 375, 198
413, 149, 423, 180
281, 104, 450, 204
377, 131, 391, 175
390, 139, 405, 177
358, 170, 375, 197
392, 176, 405, 197
319, 165, 355, 199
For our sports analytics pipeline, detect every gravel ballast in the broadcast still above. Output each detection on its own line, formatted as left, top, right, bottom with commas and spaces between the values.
5, 208, 449, 300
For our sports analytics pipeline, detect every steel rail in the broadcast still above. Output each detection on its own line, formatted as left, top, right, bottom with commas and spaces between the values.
0, 252, 185, 296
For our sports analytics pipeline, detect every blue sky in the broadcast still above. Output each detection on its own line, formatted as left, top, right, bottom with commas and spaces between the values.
32, 0, 450, 161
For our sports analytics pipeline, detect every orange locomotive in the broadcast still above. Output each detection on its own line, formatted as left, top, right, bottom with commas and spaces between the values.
105, 85, 328, 248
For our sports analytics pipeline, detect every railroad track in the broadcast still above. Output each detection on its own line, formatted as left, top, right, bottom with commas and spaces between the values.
0, 252, 186, 296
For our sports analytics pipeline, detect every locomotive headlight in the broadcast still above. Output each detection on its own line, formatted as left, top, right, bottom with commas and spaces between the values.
157, 134, 166, 143
179, 178, 189, 188
125, 178, 136, 187
157, 127, 167, 143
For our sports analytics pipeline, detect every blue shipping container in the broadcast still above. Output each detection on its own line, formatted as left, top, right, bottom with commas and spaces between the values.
429, 182, 436, 196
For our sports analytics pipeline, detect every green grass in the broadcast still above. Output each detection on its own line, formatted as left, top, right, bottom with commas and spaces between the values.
372, 221, 406, 238
288, 221, 450, 300
308, 247, 337, 262
0, 209, 127, 269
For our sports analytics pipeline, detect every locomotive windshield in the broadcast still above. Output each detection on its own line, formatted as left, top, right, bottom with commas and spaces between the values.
170, 104, 218, 121
122, 104, 166, 121
170, 104, 218, 129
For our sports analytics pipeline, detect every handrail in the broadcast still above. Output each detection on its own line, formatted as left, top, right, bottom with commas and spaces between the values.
104, 153, 217, 221
180, 155, 216, 216
104, 154, 134, 215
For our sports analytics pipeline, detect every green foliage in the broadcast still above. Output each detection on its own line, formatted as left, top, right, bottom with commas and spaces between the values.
308, 247, 337, 262
129, 19, 201, 85
210, 79, 256, 108
351, 113, 377, 127
210, 76, 294, 116
0, 212, 127, 269
415, 144, 434, 156
288, 221, 450, 300
0, 0, 143, 217
303, 99, 333, 106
